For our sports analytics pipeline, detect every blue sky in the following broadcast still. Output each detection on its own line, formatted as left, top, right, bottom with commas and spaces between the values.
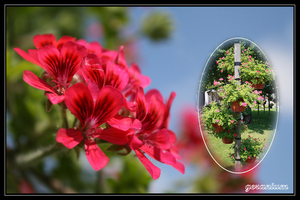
127, 6, 294, 193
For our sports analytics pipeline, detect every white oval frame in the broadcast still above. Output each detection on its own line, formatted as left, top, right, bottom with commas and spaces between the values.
197, 37, 279, 174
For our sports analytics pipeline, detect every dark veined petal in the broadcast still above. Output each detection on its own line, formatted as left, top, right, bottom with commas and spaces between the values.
37, 45, 60, 79
84, 140, 109, 171
135, 87, 147, 122
59, 41, 87, 83
141, 93, 165, 133
104, 60, 129, 91
92, 85, 124, 125
81, 53, 105, 89
64, 83, 94, 126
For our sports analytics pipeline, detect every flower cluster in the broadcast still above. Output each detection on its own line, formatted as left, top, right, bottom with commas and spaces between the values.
200, 102, 247, 140
229, 135, 267, 162
216, 46, 274, 85
217, 76, 264, 107
14, 33, 184, 179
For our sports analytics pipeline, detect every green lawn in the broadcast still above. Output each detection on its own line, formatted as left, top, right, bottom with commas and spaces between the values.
204, 106, 278, 171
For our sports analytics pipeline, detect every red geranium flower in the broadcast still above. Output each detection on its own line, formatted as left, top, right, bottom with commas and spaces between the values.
126, 87, 184, 179
21, 41, 87, 104
14, 33, 76, 68
56, 83, 124, 170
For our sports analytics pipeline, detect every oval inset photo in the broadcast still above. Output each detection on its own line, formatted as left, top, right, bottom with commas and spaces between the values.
197, 37, 279, 174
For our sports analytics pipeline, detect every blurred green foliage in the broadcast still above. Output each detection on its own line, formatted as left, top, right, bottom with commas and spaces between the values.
6, 6, 174, 193
141, 10, 174, 42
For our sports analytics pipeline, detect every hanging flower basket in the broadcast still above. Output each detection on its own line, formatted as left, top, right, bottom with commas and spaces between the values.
222, 136, 233, 144
245, 156, 256, 164
250, 78, 265, 90
231, 99, 246, 112
212, 123, 224, 132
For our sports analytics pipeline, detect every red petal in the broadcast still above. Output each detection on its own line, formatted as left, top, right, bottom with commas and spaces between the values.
46, 92, 65, 104
23, 70, 56, 93
85, 140, 109, 171
59, 41, 87, 83
95, 127, 128, 145
140, 145, 176, 165
171, 161, 185, 174
168, 129, 177, 144
37, 45, 60, 79
115, 46, 128, 69
64, 83, 94, 126
135, 149, 161, 179
107, 115, 134, 131
56, 128, 83, 149
56, 35, 76, 51
145, 89, 164, 103
141, 93, 165, 133
127, 132, 143, 150
131, 119, 142, 130
135, 87, 147, 121
92, 85, 124, 125
123, 96, 136, 112
87, 81, 100, 101
105, 60, 129, 91
129, 63, 151, 88
14, 48, 43, 67
161, 92, 176, 129
81, 53, 105, 89
122, 63, 151, 97
33, 34, 56, 49
77, 40, 102, 58
146, 129, 170, 150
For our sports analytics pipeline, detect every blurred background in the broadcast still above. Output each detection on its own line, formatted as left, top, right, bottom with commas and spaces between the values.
6, 6, 294, 194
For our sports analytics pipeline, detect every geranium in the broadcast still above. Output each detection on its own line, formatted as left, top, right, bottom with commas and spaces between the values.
18, 41, 87, 104
14, 33, 184, 180
101, 87, 184, 179
56, 83, 124, 170
14, 33, 76, 68
200, 101, 247, 140
229, 136, 267, 162
216, 45, 274, 86
217, 76, 263, 107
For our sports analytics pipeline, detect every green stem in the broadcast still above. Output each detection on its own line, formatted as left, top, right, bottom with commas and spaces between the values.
60, 102, 69, 129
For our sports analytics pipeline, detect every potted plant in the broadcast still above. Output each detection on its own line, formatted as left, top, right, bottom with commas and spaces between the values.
229, 136, 267, 164
201, 102, 248, 144
239, 62, 274, 89
217, 76, 264, 112
201, 102, 239, 133
216, 46, 274, 90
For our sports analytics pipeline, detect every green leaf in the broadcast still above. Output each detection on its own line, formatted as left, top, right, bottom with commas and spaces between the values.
116, 146, 132, 156
106, 144, 125, 152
